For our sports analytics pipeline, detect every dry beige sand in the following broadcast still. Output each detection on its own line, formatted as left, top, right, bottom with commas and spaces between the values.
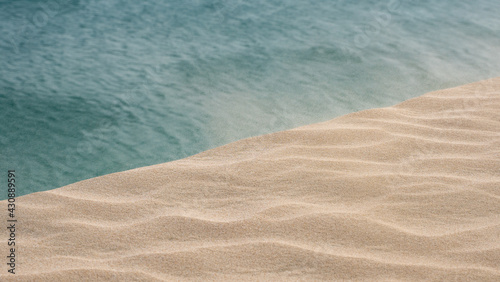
2, 78, 500, 281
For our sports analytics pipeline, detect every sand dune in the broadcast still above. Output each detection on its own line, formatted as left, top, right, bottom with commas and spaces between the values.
2, 78, 500, 281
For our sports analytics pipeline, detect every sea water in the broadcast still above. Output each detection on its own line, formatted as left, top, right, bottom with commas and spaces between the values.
1, 0, 499, 198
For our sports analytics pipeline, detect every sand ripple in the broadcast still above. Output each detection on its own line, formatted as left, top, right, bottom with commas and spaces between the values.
2, 78, 500, 281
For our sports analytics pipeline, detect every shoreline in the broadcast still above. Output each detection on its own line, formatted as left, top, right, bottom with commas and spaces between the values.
2, 77, 499, 281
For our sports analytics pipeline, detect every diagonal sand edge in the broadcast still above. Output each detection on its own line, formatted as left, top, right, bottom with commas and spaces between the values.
1, 77, 500, 281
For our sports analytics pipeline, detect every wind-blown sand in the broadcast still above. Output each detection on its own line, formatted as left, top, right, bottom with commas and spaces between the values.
2, 78, 500, 281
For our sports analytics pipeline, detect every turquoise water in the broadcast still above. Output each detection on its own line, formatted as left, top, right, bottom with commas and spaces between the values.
1, 0, 499, 199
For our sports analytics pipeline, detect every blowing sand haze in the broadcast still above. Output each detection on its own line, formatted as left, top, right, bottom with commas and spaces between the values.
2, 78, 500, 281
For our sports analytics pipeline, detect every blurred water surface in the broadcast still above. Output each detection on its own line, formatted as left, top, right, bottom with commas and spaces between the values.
1, 0, 499, 198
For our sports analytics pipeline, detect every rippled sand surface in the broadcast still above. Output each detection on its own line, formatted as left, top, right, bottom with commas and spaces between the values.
2, 78, 499, 281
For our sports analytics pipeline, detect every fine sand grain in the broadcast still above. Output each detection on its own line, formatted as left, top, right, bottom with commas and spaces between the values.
2, 78, 500, 281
